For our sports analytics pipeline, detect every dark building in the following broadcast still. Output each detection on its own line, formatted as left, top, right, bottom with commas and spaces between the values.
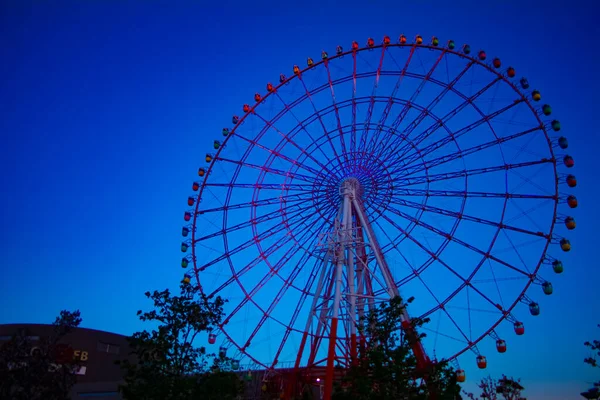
0, 324, 130, 400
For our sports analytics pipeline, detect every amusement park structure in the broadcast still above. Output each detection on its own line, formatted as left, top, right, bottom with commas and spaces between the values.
179, 34, 577, 399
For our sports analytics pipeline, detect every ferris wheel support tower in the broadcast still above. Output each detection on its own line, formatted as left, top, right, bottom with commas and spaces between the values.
292, 177, 431, 400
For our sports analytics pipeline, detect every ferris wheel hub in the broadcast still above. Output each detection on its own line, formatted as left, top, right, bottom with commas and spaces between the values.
339, 177, 363, 198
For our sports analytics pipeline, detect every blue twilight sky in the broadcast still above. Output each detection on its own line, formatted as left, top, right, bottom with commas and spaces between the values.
1, 1, 599, 398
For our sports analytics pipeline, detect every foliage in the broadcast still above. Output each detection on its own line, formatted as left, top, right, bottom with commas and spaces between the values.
464, 375, 525, 400
584, 324, 600, 389
331, 296, 462, 400
0, 310, 83, 400
118, 281, 243, 400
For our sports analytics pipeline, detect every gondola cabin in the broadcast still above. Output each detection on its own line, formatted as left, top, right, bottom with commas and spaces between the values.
187, 197, 195, 206
447, 40, 455, 49
307, 57, 314, 67
415, 35, 423, 44
321, 51, 328, 60
565, 216, 576, 230
367, 37, 375, 47
496, 339, 507, 353
560, 238, 571, 252
558, 136, 568, 149
431, 36, 439, 46
213, 140, 221, 150
542, 104, 552, 116
205, 154, 212, 163
184, 212, 192, 222
279, 74, 286, 83
520, 78, 530, 89
551, 120, 561, 131
192, 182, 200, 191
181, 242, 188, 252
507, 67, 516, 78
198, 168, 205, 177
243, 104, 250, 113
514, 322, 525, 334
566, 175, 577, 188
352, 41, 359, 50
336, 45, 343, 54
476, 355, 487, 369
267, 83, 275, 92
564, 155, 575, 168
542, 281, 553, 295
399, 34, 407, 44
478, 50, 487, 60
529, 302, 540, 316
222, 128, 229, 136
208, 333, 216, 344
293, 65, 300, 75
183, 274, 191, 284
254, 93, 262, 102
245, 372, 252, 382
232, 360, 240, 370
552, 260, 564, 273
457, 369, 466, 382
383, 35, 391, 45
219, 346, 227, 358
462, 44, 471, 54
232, 115, 240, 124
493, 58, 501, 68
182, 227, 190, 237
532, 90, 541, 101
181, 258, 189, 268
567, 195, 578, 209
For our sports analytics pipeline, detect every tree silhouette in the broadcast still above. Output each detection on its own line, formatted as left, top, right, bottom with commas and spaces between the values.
0, 310, 83, 400
464, 375, 525, 400
117, 280, 243, 400
332, 296, 462, 400
582, 323, 600, 397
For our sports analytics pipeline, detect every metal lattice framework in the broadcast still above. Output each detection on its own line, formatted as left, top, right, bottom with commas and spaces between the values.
180, 34, 578, 392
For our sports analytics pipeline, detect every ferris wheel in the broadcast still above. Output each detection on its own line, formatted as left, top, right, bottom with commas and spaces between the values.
179, 34, 577, 391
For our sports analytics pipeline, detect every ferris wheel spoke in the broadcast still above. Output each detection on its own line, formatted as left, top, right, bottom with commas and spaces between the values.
197, 202, 320, 273
367, 46, 417, 149
195, 201, 316, 243
273, 257, 326, 368
372, 57, 475, 159
356, 46, 387, 155
350, 51, 358, 155
383, 76, 505, 161
216, 156, 318, 184
394, 159, 552, 188
415, 274, 473, 345
204, 181, 325, 192
376, 212, 476, 344
391, 124, 541, 178
211, 208, 333, 304
296, 77, 343, 164
212, 223, 327, 306
380, 207, 510, 318
498, 229, 533, 274
380, 60, 475, 159
196, 192, 312, 215
252, 111, 338, 176
389, 197, 548, 239
232, 128, 328, 178
393, 188, 555, 201
384, 204, 532, 278
228, 226, 326, 351
369, 49, 448, 158
323, 59, 350, 167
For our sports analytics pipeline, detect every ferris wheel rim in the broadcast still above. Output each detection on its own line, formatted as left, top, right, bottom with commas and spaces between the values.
186, 36, 565, 369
